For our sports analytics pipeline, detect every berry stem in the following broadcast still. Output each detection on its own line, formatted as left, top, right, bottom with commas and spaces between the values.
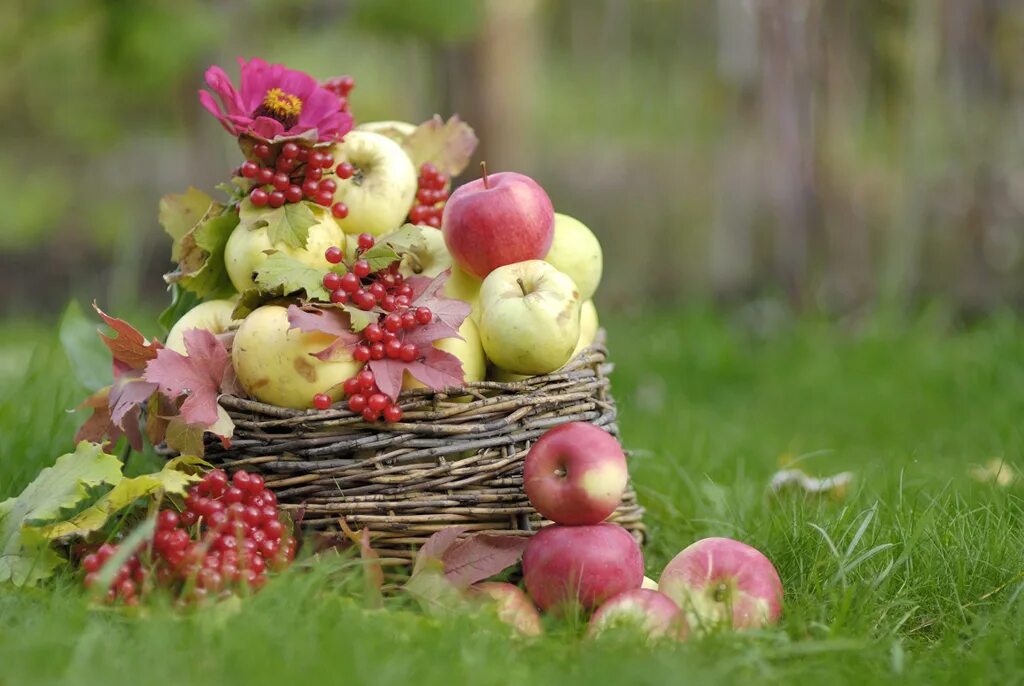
480, 161, 489, 189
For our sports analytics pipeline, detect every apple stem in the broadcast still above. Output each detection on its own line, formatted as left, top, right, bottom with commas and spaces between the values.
516, 277, 528, 296
480, 160, 490, 189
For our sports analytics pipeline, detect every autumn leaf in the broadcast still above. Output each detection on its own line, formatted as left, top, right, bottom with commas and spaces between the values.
402, 115, 479, 177
286, 305, 360, 361
0, 442, 122, 586
159, 187, 216, 261
109, 372, 158, 429
370, 347, 464, 401
441, 534, 529, 589
93, 303, 162, 374
413, 525, 470, 574
74, 387, 143, 452
254, 251, 330, 301
408, 269, 472, 334
240, 199, 318, 249
144, 329, 231, 428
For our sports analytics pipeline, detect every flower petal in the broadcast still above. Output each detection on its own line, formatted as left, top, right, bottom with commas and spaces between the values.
204, 66, 244, 116
198, 90, 240, 135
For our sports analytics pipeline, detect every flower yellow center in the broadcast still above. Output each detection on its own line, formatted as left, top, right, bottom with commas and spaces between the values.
261, 88, 303, 118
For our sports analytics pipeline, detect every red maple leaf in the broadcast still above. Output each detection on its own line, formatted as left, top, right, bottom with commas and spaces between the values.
74, 386, 143, 452
109, 370, 159, 428
407, 269, 471, 333
369, 347, 464, 401
93, 302, 162, 376
441, 534, 529, 588
143, 328, 230, 428
286, 305, 360, 361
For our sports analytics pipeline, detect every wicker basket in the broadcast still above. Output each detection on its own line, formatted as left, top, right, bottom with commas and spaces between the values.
193, 337, 645, 572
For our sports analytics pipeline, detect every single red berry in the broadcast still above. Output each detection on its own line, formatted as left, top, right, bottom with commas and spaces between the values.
368, 282, 386, 299
364, 323, 384, 342
367, 393, 388, 412
336, 162, 354, 179
348, 394, 367, 412
420, 161, 438, 178
240, 161, 259, 178
380, 295, 397, 312
385, 339, 402, 359
382, 330, 397, 344
354, 345, 371, 362
415, 307, 433, 325
313, 393, 332, 410
82, 553, 101, 573
399, 343, 418, 362
250, 188, 270, 207
272, 172, 290, 191
353, 260, 371, 278
399, 284, 414, 297
409, 205, 428, 224
206, 469, 229, 493
305, 166, 324, 182
320, 153, 335, 169
297, 147, 309, 162
302, 179, 320, 197
416, 188, 434, 205
285, 185, 303, 203
357, 370, 376, 391
357, 233, 375, 251
181, 510, 199, 526
383, 404, 403, 423
361, 407, 380, 423
309, 151, 325, 168
157, 509, 180, 531
383, 313, 402, 333
254, 143, 272, 159
396, 295, 411, 308
380, 272, 397, 288
401, 311, 417, 329
233, 471, 252, 491
315, 190, 333, 207
262, 519, 284, 541
281, 142, 299, 159
343, 377, 361, 396
330, 289, 349, 304
257, 167, 275, 185
268, 191, 286, 208
276, 156, 297, 173
319, 178, 337, 194
370, 343, 385, 360
340, 272, 360, 293
426, 215, 441, 228
323, 272, 343, 291
325, 246, 344, 264
331, 202, 349, 219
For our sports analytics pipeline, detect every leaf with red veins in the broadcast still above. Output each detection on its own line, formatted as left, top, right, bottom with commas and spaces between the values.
286, 305, 360, 362
74, 386, 143, 452
369, 347, 465, 401
143, 328, 230, 428
93, 303, 162, 374
407, 269, 471, 334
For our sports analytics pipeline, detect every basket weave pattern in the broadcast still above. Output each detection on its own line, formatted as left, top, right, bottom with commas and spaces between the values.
199, 341, 645, 570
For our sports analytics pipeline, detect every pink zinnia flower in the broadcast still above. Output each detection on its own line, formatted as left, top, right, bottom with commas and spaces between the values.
199, 58, 353, 143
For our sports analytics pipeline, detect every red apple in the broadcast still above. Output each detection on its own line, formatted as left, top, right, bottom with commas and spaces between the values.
441, 170, 554, 279
522, 523, 643, 612
658, 537, 783, 631
523, 422, 628, 526
588, 589, 689, 641
470, 582, 543, 636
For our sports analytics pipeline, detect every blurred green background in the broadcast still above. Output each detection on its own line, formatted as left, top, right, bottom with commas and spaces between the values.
1, 0, 1022, 320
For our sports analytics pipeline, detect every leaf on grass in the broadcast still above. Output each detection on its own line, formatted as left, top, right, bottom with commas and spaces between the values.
404, 566, 468, 616
359, 242, 401, 273
241, 199, 318, 249
286, 305, 360, 361
254, 251, 330, 301
93, 303, 162, 374
144, 329, 231, 428
769, 469, 855, 499
402, 115, 479, 177
159, 187, 216, 261
164, 211, 239, 300
39, 460, 200, 540
441, 534, 528, 589
369, 347, 464, 401
969, 459, 1018, 488
0, 442, 123, 586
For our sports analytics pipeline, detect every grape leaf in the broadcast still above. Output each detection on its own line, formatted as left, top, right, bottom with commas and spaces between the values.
74, 387, 144, 452
360, 242, 401, 273
441, 534, 529, 588
165, 211, 239, 300
0, 442, 122, 586
247, 200, 318, 249
369, 347, 464, 401
159, 187, 216, 261
402, 115, 479, 177
286, 305, 360, 362
143, 329, 231, 428
408, 269, 472, 333
93, 303, 162, 374
254, 252, 330, 301
380, 224, 428, 257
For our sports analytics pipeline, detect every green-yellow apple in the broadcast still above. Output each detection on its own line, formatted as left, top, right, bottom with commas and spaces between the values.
231, 305, 362, 409
544, 213, 603, 302
356, 120, 416, 141
396, 223, 452, 278
403, 317, 486, 391
329, 131, 417, 236
523, 422, 628, 526
441, 171, 554, 279
224, 212, 344, 293
165, 299, 240, 354
570, 300, 599, 359
478, 260, 581, 375
487, 365, 531, 383
588, 589, 688, 641
444, 265, 482, 323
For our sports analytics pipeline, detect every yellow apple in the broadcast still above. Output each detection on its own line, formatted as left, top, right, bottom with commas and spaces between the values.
231, 305, 362, 409
329, 131, 418, 236
487, 365, 531, 383
544, 213, 603, 301
570, 300, 599, 358
165, 299, 240, 354
397, 224, 452, 278
224, 211, 345, 293
443, 265, 482, 324
403, 318, 486, 393
478, 260, 582, 375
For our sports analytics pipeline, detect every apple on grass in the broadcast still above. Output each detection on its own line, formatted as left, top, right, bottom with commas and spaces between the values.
523, 422, 628, 526
165, 299, 240, 354
544, 213, 603, 302
442, 168, 554, 279
588, 589, 689, 641
329, 130, 417, 236
231, 304, 362, 409
478, 260, 581, 375
522, 523, 643, 613
470, 582, 543, 636
224, 212, 345, 293
658, 537, 783, 631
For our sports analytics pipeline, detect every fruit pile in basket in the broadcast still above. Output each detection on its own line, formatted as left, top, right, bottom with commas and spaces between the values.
74, 56, 606, 454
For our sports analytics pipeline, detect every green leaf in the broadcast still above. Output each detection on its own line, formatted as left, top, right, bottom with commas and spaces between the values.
253, 201, 318, 250
158, 284, 201, 334
39, 460, 200, 540
165, 211, 239, 300
254, 252, 330, 301
59, 300, 112, 392
231, 288, 276, 320
381, 223, 428, 256
0, 442, 123, 586
361, 242, 401, 273
160, 187, 216, 261
340, 304, 378, 333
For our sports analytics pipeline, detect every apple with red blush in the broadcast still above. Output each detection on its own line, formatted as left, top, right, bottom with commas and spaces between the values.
470, 582, 543, 636
588, 589, 689, 641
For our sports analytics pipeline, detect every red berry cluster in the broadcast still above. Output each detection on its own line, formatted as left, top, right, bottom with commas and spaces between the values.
80, 469, 295, 605
408, 162, 449, 227
339, 370, 403, 423
320, 233, 420, 313
322, 75, 356, 114
240, 141, 349, 219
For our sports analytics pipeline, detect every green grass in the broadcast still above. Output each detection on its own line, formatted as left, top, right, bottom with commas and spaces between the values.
3, 307, 1024, 685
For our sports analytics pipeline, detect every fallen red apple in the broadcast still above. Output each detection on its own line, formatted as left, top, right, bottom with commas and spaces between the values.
588, 589, 689, 641
522, 523, 643, 612
523, 422, 628, 526
470, 582, 543, 636
441, 168, 554, 279
658, 537, 783, 631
